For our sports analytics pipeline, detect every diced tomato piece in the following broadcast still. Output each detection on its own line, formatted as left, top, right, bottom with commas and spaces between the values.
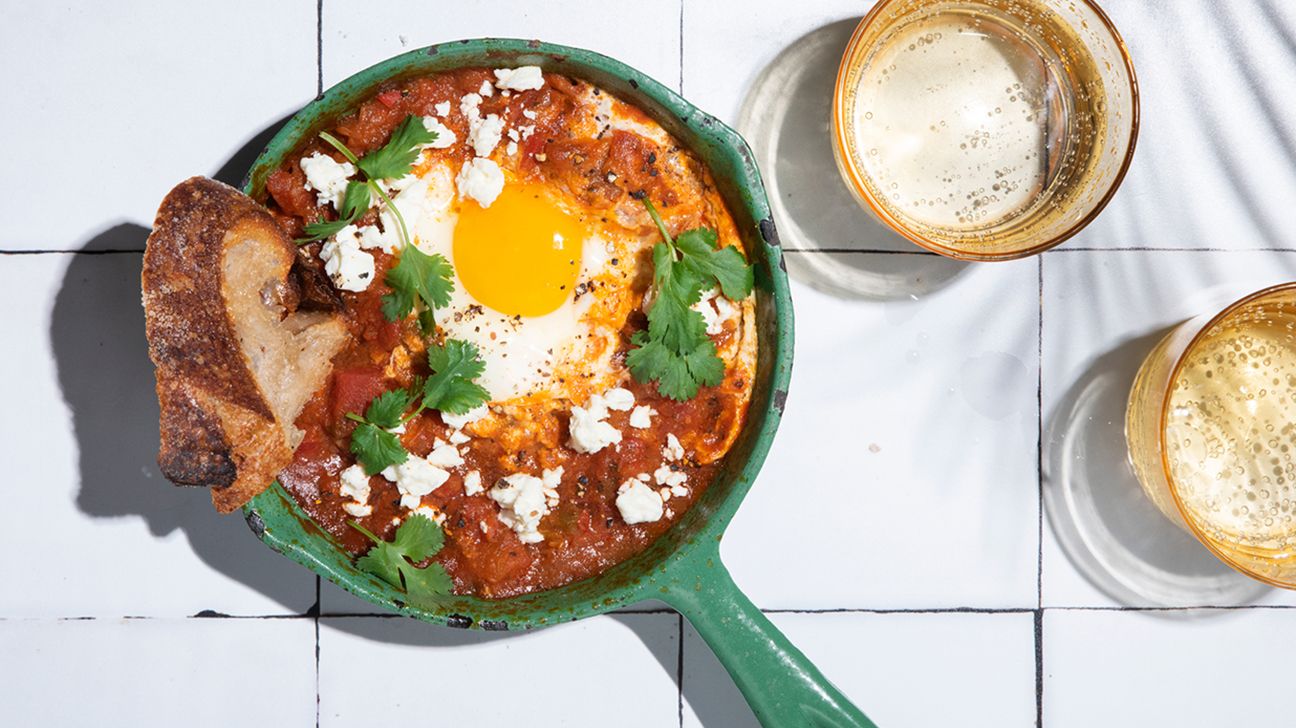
376, 89, 402, 108
329, 366, 389, 422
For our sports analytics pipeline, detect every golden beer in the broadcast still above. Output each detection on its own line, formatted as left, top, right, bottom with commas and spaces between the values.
832, 0, 1138, 260
1127, 284, 1296, 587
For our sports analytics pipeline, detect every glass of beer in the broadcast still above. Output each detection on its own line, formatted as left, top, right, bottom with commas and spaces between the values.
832, 0, 1138, 260
1127, 284, 1296, 588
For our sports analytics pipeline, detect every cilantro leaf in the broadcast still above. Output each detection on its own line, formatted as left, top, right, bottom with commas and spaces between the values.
350, 515, 452, 606
358, 115, 438, 181
364, 388, 415, 429
627, 199, 752, 400
337, 179, 372, 220
423, 340, 491, 415
675, 228, 754, 301
382, 244, 455, 330
349, 421, 407, 475
299, 216, 355, 244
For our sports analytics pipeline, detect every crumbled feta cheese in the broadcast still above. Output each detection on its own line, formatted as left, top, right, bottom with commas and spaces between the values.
456, 157, 505, 208
629, 405, 656, 429
381, 457, 450, 510
616, 478, 664, 524
426, 440, 464, 469
522, 108, 538, 120
602, 387, 635, 411
343, 502, 373, 517
541, 466, 563, 507
463, 470, 484, 496
479, 79, 495, 97
434, 100, 451, 117
421, 116, 457, 149
490, 473, 552, 543
459, 92, 482, 120
493, 66, 545, 91
659, 486, 672, 501
353, 223, 399, 254
507, 128, 520, 142
300, 152, 355, 208
319, 233, 375, 292
663, 434, 685, 462
412, 505, 447, 526
653, 464, 688, 489
468, 113, 504, 156
448, 429, 471, 446
442, 404, 488, 430
693, 288, 737, 335
506, 141, 518, 156
569, 400, 622, 454
518, 124, 536, 139
671, 484, 690, 498
339, 464, 372, 503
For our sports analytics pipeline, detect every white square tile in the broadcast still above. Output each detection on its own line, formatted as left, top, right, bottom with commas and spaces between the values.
0, 1, 318, 251
318, 614, 679, 727
1046, 0, 1296, 250
1040, 249, 1296, 607
683, 0, 864, 123
0, 253, 316, 617
322, 1, 681, 91
683, 611, 1036, 728
724, 263, 1040, 609
0, 617, 315, 726
1044, 608, 1296, 727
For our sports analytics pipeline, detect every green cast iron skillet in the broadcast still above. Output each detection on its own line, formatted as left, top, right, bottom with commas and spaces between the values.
240, 38, 875, 728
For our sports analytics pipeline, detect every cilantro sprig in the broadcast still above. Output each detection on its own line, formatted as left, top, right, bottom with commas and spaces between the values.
296, 115, 456, 332
297, 115, 437, 245
346, 340, 491, 474
626, 199, 754, 400
350, 513, 452, 606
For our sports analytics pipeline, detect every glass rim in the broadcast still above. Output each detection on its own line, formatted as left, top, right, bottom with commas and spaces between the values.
830, 0, 1141, 262
1158, 281, 1296, 588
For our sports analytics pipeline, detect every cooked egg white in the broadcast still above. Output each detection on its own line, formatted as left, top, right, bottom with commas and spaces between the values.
378, 158, 635, 405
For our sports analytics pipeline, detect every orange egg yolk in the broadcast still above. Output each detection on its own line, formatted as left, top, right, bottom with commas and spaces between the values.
452, 184, 587, 317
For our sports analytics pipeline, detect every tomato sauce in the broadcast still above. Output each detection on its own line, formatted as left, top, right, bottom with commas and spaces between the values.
264, 69, 751, 599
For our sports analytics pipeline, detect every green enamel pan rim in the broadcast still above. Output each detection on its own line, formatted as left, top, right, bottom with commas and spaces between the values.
240, 38, 793, 631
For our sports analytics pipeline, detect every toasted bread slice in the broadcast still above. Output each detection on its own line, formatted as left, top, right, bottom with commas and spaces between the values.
143, 177, 350, 512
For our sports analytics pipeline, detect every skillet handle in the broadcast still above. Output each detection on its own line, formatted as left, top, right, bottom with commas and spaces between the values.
662, 554, 878, 728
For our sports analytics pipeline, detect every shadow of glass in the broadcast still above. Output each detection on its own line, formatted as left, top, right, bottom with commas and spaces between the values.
1042, 328, 1271, 608
738, 18, 970, 300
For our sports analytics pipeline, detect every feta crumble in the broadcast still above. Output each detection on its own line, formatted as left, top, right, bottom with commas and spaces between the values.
490, 468, 562, 543
663, 433, 685, 462
569, 400, 622, 454
463, 470, 484, 496
434, 100, 451, 117
629, 405, 656, 429
426, 439, 464, 469
653, 464, 688, 490
616, 478, 664, 524
343, 502, 373, 517
602, 387, 635, 412
448, 429, 471, 446
493, 66, 545, 91
421, 116, 457, 149
479, 79, 495, 97
319, 233, 375, 292
412, 505, 447, 526
442, 404, 488, 430
522, 108, 538, 120
300, 152, 355, 209
468, 113, 504, 157
693, 288, 737, 335
339, 464, 372, 503
381, 457, 450, 510
456, 157, 505, 208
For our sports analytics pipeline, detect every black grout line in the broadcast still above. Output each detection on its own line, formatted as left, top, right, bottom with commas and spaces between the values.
678, 0, 684, 96
11, 603, 1296, 623
1037, 255, 1045, 611
316, 0, 324, 96
676, 613, 685, 728
313, 576, 321, 728
0, 248, 145, 255
1034, 609, 1044, 728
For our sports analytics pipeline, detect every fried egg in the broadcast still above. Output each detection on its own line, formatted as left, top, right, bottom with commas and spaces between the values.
386, 159, 634, 405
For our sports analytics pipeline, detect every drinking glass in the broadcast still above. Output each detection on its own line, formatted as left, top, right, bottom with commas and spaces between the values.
1127, 283, 1296, 588
832, 0, 1138, 260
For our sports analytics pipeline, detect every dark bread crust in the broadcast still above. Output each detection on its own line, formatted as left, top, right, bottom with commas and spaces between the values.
143, 177, 342, 512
